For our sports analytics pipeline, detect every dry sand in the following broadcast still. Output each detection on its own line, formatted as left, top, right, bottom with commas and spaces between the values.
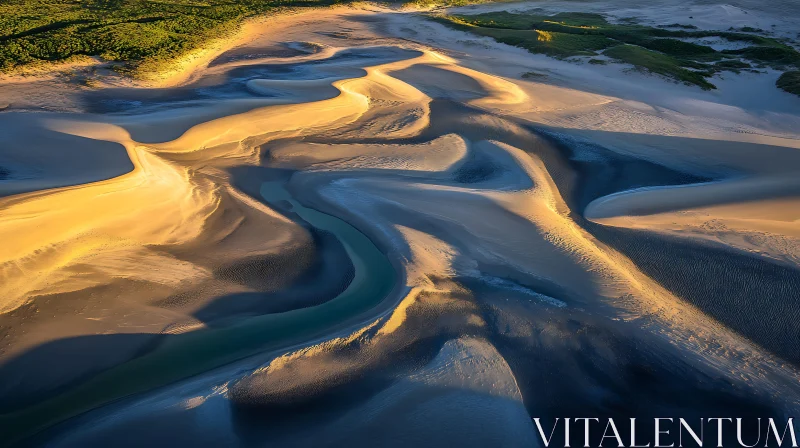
1, 1, 799, 446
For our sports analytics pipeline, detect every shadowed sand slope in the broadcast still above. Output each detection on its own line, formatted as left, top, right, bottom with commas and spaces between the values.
1, 3, 800, 447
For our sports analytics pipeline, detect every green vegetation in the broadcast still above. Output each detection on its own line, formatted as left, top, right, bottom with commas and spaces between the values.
777, 71, 800, 95
736, 26, 764, 33
714, 59, 751, 73
604, 44, 716, 89
635, 38, 717, 59
404, 0, 495, 8
521, 70, 547, 79
662, 23, 698, 30
0, 0, 343, 76
723, 46, 800, 67
432, 13, 615, 58
474, 28, 612, 58
434, 11, 800, 94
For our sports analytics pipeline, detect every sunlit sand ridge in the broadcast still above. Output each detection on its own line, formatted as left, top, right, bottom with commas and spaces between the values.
1, 3, 800, 446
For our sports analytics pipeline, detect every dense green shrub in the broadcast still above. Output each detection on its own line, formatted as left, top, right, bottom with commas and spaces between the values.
777, 71, 800, 95
0, 0, 341, 75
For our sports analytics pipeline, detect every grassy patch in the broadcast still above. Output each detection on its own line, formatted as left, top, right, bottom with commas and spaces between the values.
723, 46, 800, 68
635, 38, 718, 60
736, 26, 764, 33
475, 28, 614, 58
436, 13, 616, 58
714, 59, 752, 72
404, 0, 494, 8
439, 11, 539, 30
604, 44, 716, 89
435, 11, 800, 90
521, 70, 547, 79
0, 0, 344, 76
777, 71, 800, 96
546, 12, 609, 27
662, 23, 698, 30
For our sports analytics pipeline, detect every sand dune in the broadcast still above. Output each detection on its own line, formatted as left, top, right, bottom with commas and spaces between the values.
1, 3, 800, 446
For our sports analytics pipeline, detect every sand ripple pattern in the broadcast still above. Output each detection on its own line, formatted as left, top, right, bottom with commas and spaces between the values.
1, 9, 800, 446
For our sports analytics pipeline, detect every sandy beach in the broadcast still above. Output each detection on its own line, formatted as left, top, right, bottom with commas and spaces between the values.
1, 1, 799, 446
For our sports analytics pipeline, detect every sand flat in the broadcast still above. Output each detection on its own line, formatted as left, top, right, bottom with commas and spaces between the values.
1, 2, 800, 446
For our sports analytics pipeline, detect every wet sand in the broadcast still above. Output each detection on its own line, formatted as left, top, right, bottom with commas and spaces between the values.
1, 2, 800, 446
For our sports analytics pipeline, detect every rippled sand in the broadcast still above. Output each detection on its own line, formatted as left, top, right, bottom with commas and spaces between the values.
1, 3, 799, 446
